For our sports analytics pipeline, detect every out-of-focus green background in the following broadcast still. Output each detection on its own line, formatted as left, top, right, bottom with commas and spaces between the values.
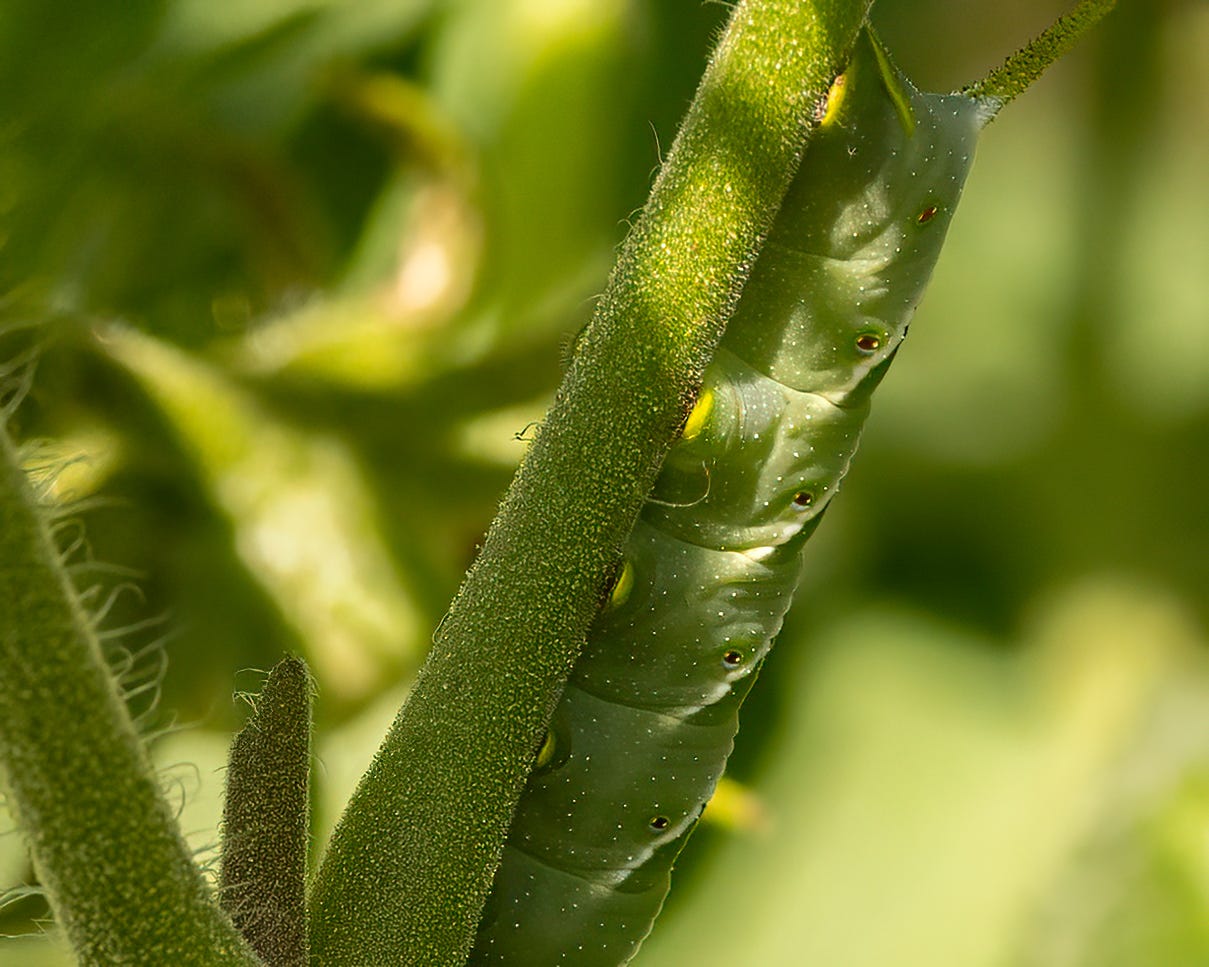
2, 0, 1206, 964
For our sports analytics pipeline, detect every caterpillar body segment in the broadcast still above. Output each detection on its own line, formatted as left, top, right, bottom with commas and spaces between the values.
648, 347, 869, 552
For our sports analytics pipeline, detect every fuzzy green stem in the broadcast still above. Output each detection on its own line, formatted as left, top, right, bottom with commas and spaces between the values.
964, 0, 1117, 113
0, 425, 259, 965
308, 1, 872, 964
221, 656, 313, 966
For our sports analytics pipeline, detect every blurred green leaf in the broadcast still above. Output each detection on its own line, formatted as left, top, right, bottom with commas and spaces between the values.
100, 324, 426, 704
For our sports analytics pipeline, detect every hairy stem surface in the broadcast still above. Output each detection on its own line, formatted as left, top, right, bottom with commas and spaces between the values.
221, 657, 313, 966
0, 426, 258, 965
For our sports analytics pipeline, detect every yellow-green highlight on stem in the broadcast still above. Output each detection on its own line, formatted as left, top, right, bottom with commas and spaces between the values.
307, 1, 872, 964
0, 425, 259, 965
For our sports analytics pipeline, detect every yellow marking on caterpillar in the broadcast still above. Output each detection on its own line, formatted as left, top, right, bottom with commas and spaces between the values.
535, 731, 556, 769
682, 387, 714, 441
608, 560, 634, 609
867, 28, 916, 137
820, 72, 847, 127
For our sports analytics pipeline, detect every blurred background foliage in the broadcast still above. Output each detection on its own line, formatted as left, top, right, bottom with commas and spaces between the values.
1, 0, 1207, 963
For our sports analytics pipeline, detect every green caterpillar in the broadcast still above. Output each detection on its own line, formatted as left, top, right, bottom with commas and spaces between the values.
471, 13, 1096, 964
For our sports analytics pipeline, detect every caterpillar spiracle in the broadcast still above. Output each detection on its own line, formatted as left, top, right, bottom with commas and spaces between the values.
474, 25, 994, 966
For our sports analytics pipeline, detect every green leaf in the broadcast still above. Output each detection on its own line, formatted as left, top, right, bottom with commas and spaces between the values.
100, 324, 426, 706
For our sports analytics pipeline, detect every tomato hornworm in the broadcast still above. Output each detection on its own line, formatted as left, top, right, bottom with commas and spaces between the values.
471, 9, 1110, 963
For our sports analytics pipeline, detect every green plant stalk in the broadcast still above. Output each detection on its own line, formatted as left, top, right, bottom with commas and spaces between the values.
0, 426, 259, 965
308, 0, 872, 963
221, 656, 313, 966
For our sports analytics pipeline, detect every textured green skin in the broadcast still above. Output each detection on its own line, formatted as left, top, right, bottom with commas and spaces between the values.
471, 29, 983, 965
